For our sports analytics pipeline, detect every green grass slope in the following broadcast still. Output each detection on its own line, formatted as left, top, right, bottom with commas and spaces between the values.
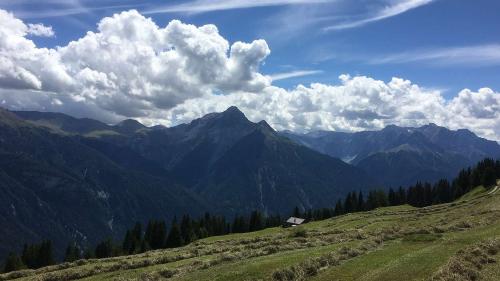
2, 184, 499, 281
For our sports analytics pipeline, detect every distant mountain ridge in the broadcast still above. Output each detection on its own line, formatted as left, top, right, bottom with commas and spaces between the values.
282, 124, 500, 187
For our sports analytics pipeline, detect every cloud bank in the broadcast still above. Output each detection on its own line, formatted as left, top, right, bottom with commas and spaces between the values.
0, 9, 499, 141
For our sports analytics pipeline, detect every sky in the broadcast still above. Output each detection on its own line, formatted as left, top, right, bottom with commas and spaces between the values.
0, 0, 499, 140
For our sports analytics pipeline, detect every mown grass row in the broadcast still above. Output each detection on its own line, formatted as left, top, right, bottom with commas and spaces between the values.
430, 238, 500, 281
2, 189, 498, 281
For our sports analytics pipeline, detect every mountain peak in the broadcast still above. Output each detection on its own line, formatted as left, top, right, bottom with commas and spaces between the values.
115, 119, 146, 133
221, 106, 246, 118
257, 120, 275, 133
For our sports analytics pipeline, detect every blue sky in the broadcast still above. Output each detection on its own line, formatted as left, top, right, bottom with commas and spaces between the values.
3, 0, 500, 95
0, 0, 499, 140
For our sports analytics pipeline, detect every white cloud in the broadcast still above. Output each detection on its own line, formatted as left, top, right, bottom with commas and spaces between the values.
368, 45, 500, 66
324, 0, 434, 31
27, 23, 55, 37
0, 8, 498, 141
269, 70, 323, 81
155, 75, 500, 141
0, 9, 270, 119
144, 0, 334, 14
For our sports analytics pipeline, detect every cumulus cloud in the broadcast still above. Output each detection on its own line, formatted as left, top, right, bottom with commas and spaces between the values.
0, 9, 498, 141
152, 75, 500, 141
0, 9, 270, 119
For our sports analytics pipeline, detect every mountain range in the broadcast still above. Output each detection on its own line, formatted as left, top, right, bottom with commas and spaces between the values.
282, 124, 500, 187
1, 106, 499, 258
0, 106, 372, 257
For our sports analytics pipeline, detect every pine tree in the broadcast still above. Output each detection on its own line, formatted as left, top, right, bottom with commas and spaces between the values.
95, 239, 114, 258
248, 211, 263, 232
344, 192, 353, 213
139, 239, 150, 253
397, 186, 406, 205
231, 215, 248, 233
64, 243, 81, 262
165, 221, 184, 248
350, 191, 359, 212
122, 230, 133, 254
83, 248, 93, 259
180, 215, 196, 244
292, 206, 301, 218
424, 183, 433, 206
321, 208, 332, 219
3, 252, 25, 273
334, 199, 343, 216
357, 191, 365, 211
366, 191, 377, 210
144, 220, 166, 249
132, 222, 142, 241
388, 188, 396, 206
435, 179, 451, 204
21, 243, 37, 269
36, 240, 54, 268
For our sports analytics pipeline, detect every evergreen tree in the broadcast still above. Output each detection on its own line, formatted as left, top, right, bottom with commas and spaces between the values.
424, 182, 433, 206
64, 243, 81, 262
435, 179, 451, 204
321, 208, 333, 219
3, 252, 25, 273
248, 211, 264, 232
350, 191, 359, 212
165, 220, 184, 248
132, 222, 142, 241
180, 215, 196, 244
344, 192, 353, 213
20, 241, 54, 269
453, 169, 470, 198
83, 248, 94, 259
388, 188, 397, 206
139, 239, 150, 253
36, 240, 54, 268
21, 243, 37, 269
397, 186, 406, 205
292, 206, 301, 218
122, 222, 142, 254
145, 220, 166, 250
305, 209, 313, 221
334, 199, 343, 216
357, 191, 365, 211
122, 230, 133, 255
95, 239, 114, 258
366, 191, 377, 210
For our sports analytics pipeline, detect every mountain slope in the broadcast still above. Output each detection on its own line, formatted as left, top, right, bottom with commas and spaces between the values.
0, 109, 204, 258
113, 107, 375, 214
283, 124, 500, 187
4, 184, 499, 281
1, 106, 376, 258
197, 121, 372, 214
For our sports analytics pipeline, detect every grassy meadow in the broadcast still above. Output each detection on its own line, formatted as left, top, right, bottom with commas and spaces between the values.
1, 184, 499, 281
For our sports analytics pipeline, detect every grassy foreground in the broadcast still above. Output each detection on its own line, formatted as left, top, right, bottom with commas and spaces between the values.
1, 184, 499, 281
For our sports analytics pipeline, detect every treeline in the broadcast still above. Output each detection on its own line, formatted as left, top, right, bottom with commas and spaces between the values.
2, 241, 54, 273
2, 158, 499, 273
2, 212, 284, 273
294, 158, 500, 221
